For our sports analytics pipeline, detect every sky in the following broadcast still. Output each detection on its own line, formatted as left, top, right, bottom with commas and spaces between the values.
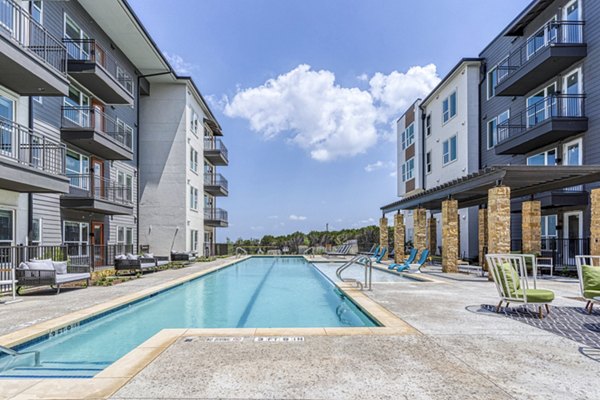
128, 0, 529, 241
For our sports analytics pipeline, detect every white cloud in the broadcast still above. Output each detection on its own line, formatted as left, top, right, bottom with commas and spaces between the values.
365, 160, 394, 172
356, 73, 369, 82
224, 64, 439, 161
289, 214, 307, 221
267, 215, 279, 219
165, 52, 196, 75
389, 170, 398, 178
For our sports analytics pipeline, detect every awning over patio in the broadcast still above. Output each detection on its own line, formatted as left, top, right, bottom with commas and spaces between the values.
381, 166, 600, 213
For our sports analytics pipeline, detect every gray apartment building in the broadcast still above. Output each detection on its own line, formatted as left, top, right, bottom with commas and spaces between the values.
0, 0, 226, 266
481, 0, 589, 263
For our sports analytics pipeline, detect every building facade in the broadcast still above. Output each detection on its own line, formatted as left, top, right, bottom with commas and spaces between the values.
139, 76, 228, 257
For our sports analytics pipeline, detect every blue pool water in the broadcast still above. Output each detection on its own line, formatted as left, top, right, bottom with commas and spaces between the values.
0, 257, 376, 378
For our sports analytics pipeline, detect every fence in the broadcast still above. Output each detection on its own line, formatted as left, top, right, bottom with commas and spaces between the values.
511, 237, 589, 268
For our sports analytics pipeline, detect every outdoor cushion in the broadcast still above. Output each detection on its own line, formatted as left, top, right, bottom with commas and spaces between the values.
17, 262, 28, 270
53, 261, 68, 274
26, 260, 54, 271
496, 263, 521, 296
514, 288, 555, 303
583, 289, 600, 300
581, 265, 600, 295
115, 254, 127, 260
126, 254, 139, 260
55, 273, 90, 284
143, 253, 154, 258
140, 262, 155, 269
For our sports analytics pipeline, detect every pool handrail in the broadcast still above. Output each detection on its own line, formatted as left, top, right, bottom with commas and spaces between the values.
235, 247, 248, 257
336, 254, 372, 290
0, 345, 40, 372
303, 247, 315, 257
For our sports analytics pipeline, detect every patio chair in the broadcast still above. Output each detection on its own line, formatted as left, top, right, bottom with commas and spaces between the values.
575, 256, 600, 314
15, 259, 91, 295
388, 248, 417, 270
360, 244, 378, 256
397, 249, 429, 273
486, 254, 555, 319
536, 257, 553, 277
326, 244, 350, 257
372, 247, 387, 263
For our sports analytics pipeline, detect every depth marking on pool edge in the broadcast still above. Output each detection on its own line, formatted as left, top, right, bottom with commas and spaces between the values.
254, 336, 305, 342
184, 336, 306, 343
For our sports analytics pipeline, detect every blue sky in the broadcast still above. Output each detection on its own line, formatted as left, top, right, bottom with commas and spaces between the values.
129, 0, 528, 241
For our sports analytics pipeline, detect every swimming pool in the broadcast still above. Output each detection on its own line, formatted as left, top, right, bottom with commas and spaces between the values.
0, 257, 377, 378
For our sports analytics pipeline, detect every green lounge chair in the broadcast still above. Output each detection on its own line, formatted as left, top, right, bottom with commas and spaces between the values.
575, 256, 600, 313
486, 254, 555, 319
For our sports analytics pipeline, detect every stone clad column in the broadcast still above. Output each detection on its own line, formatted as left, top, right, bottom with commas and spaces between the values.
522, 201, 541, 255
478, 208, 488, 271
591, 189, 600, 255
442, 199, 459, 273
413, 208, 427, 256
379, 216, 389, 261
394, 214, 405, 264
428, 217, 437, 256
488, 187, 511, 280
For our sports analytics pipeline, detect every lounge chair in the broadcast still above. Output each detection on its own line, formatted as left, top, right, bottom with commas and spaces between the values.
15, 259, 90, 295
396, 249, 429, 272
486, 254, 555, 319
371, 247, 387, 263
360, 244, 378, 256
326, 244, 351, 257
575, 256, 600, 313
388, 248, 417, 270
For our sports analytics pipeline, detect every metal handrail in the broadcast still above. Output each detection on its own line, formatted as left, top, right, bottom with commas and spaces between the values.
303, 247, 315, 258
335, 254, 372, 290
497, 20, 585, 86
66, 173, 133, 206
497, 94, 585, 144
204, 173, 228, 192
204, 208, 228, 223
61, 106, 134, 150
235, 247, 247, 258
0, 345, 40, 372
0, 0, 67, 74
204, 137, 228, 162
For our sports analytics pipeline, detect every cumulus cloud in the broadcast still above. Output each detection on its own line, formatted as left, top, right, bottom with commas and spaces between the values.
365, 160, 395, 172
165, 52, 196, 75
289, 214, 307, 221
224, 64, 439, 161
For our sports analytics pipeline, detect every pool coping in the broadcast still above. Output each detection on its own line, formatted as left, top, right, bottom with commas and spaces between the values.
0, 255, 417, 400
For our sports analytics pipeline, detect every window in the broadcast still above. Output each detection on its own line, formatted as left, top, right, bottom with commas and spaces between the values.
541, 215, 558, 250
425, 115, 431, 136
190, 229, 199, 252
497, 57, 509, 83
117, 227, 133, 245
126, 227, 133, 246
190, 147, 198, 173
63, 86, 90, 126
31, 1, 43, 24
116, 66, 133, 94
66, 151, 89, 188
401, 123, 415, 150
116, 119, 134, 149
527, 83, 556, 128
426, 151, 432, 174
191, 111, 200, 136
64, 14, 90, 59
64, 221, 88, 255
0, 94, 15, 154
190, 186, 199, 210
401, 158, 414, 182
0, 209, 13, 246
487, 110, 510, 149
125, 174, 133, 202
442, 135, 457, 165
527, 17, 558, 59
117, 170, 133, 201
527, 149, 557, 166
442, 91, 457, 123
31, 218, 41, 245
487, 67, 497, 99
204, 194, 213, 208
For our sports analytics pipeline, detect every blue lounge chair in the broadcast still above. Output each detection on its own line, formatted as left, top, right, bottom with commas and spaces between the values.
388, 248, 417, 270
397, 249, 429, 272
372, 247, 387, 263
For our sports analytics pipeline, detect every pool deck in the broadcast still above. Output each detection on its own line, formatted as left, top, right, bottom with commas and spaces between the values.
1, 256, 599, 399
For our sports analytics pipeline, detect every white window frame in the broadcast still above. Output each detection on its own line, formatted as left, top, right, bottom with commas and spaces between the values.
401, 158, 414, 182
0, 208, 15, 246
442, 91, 457, 124
64, 14, 90, 59
487, 66, 497, 100
190, 147, 198, 173
563, 137, 583, 166
442, 135, 458, 166
31, 1, 43, 24
117, 226, 125, 244
487, 110, 510, 149
63, 221, 89, 255
541, 215, 558, 250
190, 186, 199, 211
426, 151, 432, 174
190, 229, 199, 252
425, 114, 431, 136
66, 150, 89, 189
526, 16, 558, 60
527, 148, 557, 166
31, 217, 42, 245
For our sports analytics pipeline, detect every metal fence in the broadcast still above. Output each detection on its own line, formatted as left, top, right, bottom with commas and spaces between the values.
204, 173, 229, 192
67, 173, 133, 206
66, 243, 136, 269
204, 137, 228, 161
62, 106, 134, 150
0, 245, 67, 292
511, 237, 589, 268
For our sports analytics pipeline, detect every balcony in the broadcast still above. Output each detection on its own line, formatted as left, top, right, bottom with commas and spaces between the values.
0, 0, 68, 95
204, 137, 228, 166
204, 208, 228, 228
0, 116, 69, 193
495, 94, 587, 155
495, 20, 586, 96
204, 173, 228, 196
63, 39, 134, 105
61, 106, 133, 160
60, 173, 133, 215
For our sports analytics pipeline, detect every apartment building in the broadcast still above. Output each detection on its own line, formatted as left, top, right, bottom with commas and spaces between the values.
0, 0, 225, 264
139, 75, 228, 257
481, 0, 590, 260
396, 59, 481, 259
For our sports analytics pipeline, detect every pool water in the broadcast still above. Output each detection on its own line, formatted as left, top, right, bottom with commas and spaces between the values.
0, 257, 376, 378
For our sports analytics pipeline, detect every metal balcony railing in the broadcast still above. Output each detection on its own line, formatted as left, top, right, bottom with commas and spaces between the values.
204, 137, 228, 160
204, 208, 228, 223
0, 116, 66, 175
497, 94, 585, 144
67, 173, 133, 206
204, 173, 228, 191
63, 38, 134, 94
0, 0, 67, 74
61, 106, 134, 150
496, 20, 585, 85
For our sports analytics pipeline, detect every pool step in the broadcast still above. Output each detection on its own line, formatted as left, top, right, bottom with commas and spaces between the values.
0, 360, 111, 379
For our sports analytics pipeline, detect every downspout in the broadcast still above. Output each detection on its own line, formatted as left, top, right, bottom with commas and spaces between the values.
27, 97, 34, 246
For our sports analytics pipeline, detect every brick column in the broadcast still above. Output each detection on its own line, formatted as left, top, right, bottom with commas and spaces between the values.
394, 214, 405, 264
379, 216, 389, 261
442, 199, 459, 273
413, 208, 427, 257
591, 189, 600, 255
488, 187, 511, 280
522, 200, 541, 255
428, 217, 437, 256
478, 208, 488, 271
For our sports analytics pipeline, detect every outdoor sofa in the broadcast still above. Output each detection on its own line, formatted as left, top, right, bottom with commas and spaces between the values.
114, 253, 169, 274
16, 259, 90, 294
170, 251, 197, 263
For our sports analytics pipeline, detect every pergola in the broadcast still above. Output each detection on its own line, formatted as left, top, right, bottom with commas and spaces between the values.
379, 166, 600, 272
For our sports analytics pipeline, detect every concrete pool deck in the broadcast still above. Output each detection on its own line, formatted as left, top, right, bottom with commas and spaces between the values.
1, 256, 599, 399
